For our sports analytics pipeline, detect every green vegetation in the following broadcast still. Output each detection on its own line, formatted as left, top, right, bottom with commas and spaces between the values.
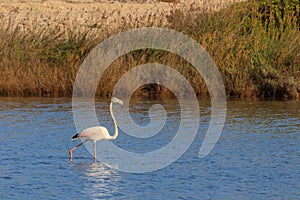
168, 0, 300, 100
0, 0, 299, 99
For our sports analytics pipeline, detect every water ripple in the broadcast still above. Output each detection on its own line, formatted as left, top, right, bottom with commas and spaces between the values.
1, 98, 299, 199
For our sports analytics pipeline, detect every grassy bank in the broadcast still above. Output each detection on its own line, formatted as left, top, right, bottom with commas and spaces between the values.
0, 0, 299, 100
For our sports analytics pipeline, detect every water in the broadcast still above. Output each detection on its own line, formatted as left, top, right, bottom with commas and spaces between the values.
1, 97, 299, 199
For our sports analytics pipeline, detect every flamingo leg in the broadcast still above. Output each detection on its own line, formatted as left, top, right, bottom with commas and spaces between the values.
93, 141, 97, 163
69, 140, 87, 161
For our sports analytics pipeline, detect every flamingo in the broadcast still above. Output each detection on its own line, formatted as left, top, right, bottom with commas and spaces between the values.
69, 97, 123, 162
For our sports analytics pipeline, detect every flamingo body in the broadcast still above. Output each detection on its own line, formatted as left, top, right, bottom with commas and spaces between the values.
73, 126, 111, 141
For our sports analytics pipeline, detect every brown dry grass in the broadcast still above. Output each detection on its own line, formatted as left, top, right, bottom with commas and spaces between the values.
0, 0, 299, 100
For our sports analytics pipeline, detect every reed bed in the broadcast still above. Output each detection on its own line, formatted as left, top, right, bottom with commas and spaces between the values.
0, 0, 299, 100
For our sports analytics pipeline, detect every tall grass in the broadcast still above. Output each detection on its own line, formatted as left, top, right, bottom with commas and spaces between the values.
0, 0, 299, 99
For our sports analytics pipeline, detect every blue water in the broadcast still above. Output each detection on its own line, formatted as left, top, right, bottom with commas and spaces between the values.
1, 98, 299, 199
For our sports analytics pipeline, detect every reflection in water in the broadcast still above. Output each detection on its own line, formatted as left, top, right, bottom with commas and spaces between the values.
83, 163, 121, 199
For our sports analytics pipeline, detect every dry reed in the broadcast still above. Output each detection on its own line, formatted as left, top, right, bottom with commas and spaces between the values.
0, 0, 299, 100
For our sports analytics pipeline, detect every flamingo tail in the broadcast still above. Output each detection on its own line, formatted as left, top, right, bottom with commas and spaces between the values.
71, 133, 79, 141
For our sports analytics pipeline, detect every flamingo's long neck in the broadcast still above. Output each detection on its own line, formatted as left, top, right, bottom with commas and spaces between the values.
109, 102, 118, 140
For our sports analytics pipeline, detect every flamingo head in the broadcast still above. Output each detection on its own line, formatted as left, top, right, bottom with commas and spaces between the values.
111, 97, 123, 105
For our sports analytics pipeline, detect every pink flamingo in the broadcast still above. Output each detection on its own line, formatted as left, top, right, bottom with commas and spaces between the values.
69, 97, 123, 162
